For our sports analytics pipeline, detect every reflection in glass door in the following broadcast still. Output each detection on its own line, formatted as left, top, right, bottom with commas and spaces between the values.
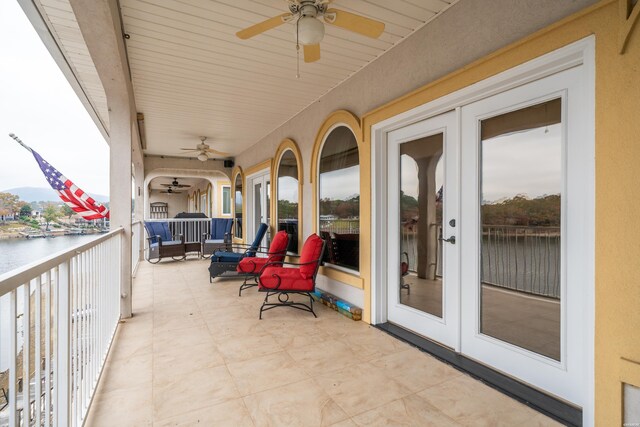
253, 181, 262, 240
479, 98, 562, 360
399, 134, 444, 318
387, 111, 459, 349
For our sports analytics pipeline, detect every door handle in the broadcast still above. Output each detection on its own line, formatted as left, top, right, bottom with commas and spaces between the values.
439, 236, 456, 244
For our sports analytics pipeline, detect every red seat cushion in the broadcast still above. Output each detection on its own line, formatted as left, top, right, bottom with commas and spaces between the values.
259, 266, 314, 291
237, 257, 270, 274
267, 230, 289, 263
299, 234, 324, 279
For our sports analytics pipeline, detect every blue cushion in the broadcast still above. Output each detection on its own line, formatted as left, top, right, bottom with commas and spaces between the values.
211, 251, 244, 263
145, 222, 174, 244
159, 222, 172, 241
210, 218, 233, 239
144, 222, 157, 244
150, 240, 182, 248
250, 223, 269, 250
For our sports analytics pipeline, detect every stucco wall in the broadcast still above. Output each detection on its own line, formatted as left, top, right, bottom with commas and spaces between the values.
147, 191, 187, 218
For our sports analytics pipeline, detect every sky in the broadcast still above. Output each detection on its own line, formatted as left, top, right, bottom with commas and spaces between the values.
0, 1, 109, 197
400, 124, 562, 203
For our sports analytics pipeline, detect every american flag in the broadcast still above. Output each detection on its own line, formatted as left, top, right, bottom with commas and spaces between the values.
31, 149, 109, 220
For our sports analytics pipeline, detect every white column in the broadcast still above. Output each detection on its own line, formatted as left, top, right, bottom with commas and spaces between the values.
109, 107, 133, 318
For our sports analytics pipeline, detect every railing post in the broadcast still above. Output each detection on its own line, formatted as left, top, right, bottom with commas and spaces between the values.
56, 260, 71, 427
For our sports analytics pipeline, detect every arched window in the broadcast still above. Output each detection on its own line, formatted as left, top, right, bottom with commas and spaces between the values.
276, 142, 302, 253
319, 126, 360, 271
233, 169, 244, 239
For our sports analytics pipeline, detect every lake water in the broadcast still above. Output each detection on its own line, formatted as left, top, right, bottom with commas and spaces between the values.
0, 235, 101, 372
401, 234, 561, 298
0, 234, 100, 276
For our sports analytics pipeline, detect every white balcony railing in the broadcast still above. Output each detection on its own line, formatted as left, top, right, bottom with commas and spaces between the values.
143, 218, 212, 244
0, 229, 123, 427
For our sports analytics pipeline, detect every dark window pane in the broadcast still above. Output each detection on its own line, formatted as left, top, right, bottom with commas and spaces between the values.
319, 126, 359, 271
277, 150, 299, 253
234, 174, 243, 238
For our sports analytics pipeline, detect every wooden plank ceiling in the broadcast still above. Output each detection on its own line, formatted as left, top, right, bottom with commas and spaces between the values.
36, 0, 111, 132
122, 0, 456, 158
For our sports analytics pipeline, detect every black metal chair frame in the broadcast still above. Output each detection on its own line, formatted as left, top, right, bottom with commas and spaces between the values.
208, 243, 270, 283
145, 233, 185, 264
258, 240, 326, 319
238, 244, 288, 296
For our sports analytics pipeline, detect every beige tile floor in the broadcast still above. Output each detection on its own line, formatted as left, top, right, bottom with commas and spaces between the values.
85, 258, 561, 427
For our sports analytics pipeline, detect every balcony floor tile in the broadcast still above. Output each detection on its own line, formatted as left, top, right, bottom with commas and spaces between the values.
85, 259, 559, 426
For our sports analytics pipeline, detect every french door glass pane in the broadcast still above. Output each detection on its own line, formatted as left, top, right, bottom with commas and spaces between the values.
480, 98, 562, 360
254, 182, 262, 239
399, 133, 444, 318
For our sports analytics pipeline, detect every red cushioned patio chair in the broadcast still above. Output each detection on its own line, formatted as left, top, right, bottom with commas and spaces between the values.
257, 233, 327, 319
237, 230, 289, 296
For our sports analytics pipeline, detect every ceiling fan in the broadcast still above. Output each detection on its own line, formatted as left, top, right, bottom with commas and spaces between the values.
160, 178, 191, 188
236, 0, 385, 63
180, 136, 229, 161
159, 187, 183, 194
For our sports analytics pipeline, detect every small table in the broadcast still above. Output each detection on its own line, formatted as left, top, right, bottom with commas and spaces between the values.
185, 242, 201, 258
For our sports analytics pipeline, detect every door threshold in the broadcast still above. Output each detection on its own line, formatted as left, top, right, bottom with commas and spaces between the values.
375, 322, 582, 427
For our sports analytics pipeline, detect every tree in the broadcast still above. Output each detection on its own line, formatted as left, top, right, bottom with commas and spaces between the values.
42, 204, 61, 231
60, 204, 75, 219
0, 192, 20, 220
19, 203, 32, 217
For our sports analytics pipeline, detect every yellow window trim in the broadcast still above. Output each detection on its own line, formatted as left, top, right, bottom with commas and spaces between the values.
272, 138, 303, 254
319, 266, 364, 289
244, 158, 272, 177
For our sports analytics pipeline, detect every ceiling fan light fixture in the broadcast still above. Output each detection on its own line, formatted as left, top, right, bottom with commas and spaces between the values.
297, 16, 324, 45
197, 152, 209, 162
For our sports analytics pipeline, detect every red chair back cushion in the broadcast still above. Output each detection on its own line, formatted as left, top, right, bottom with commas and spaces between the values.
268, 231, 289, 263
299, 234, 324, 279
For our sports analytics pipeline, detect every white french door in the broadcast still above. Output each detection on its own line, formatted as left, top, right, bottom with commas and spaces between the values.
247, 171, 270, 246
386, 111, 459, 349
383, 61, 592, 410
458, 65, 591, 406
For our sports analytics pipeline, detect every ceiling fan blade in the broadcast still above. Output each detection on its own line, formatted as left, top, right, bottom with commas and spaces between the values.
204, 148, 230, 156
324, 9, 385, 39
180, 148, 201, 152
236, 13, 292, 39
303, 44, 321, 63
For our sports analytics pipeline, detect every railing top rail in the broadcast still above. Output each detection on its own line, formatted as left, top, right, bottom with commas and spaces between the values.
132, 220, 142, 225
482, 224, 560, 230
144, 218, 213, 222
0, 227, 124, 297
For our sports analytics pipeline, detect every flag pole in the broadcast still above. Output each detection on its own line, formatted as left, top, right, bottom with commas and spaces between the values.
8, 133, 33, 153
